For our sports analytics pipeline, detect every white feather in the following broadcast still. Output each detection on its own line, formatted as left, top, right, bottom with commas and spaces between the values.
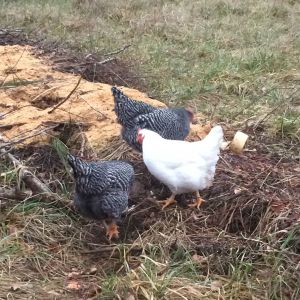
141, 125, 223, 195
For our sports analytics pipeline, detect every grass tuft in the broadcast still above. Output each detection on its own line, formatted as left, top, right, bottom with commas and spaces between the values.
0, 0, 299, 299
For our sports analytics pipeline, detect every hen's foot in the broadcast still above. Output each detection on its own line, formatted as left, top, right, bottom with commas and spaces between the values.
158, 197, 177, 210
106, 223, 119, 241
188, 197, 206, 209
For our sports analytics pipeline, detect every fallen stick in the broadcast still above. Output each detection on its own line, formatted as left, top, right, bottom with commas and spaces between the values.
103, 44, 131, 57
0, 187, 31, 200
1, 149, 67, 204
5, 151, 52, 195
48, 76, 82, 114
0, 125, 57, 150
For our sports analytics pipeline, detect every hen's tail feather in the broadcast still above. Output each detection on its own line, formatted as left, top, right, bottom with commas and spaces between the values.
112, 86, 156, 127
111, 86, 124, 99
67, 154, 90, 177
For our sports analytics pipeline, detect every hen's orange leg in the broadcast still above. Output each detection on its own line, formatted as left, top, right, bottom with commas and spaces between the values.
188, 191, 206, 209
158, 193, 177, 210
103, 221, 119, 240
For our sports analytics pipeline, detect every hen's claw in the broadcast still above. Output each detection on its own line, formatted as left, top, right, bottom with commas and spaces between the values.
158, 195, 177, 210
106, 223, 119, 240
188, 197, 206, 209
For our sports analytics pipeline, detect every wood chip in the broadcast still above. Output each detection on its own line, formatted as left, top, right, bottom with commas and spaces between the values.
230, 131, 249, 154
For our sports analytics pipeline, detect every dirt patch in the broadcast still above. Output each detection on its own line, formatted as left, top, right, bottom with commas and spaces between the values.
0, 28, 146, 89
31, 94, 64, 109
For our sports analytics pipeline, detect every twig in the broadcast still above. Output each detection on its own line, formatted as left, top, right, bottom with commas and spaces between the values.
96, 57, 116, 65
30, 82, 71, 104
41, 120, 91, 128
0, 187, 31, 200
78, 95, 108, 119
0, 105, 33, 118
259, 157, 284, 188
254, 87, 300, 129
104, 44, 131, 57
52, 107, 88, 120
48, 76, 82, 114
1, 149, 66, 204
253, 102, 284, 130
0, 125, 56, 150
0, 123, 26, 130
0, 47, 27, 88
5, 151, 52, 193
101, 63, 129, 86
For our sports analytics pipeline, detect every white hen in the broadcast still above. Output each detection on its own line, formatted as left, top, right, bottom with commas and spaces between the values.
137, 125, 224, 209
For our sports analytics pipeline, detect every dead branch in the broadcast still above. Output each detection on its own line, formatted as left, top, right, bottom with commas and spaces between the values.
1, 149, 67, 204
48, 76, 82, 114
104, 44, 131, 57
0, 125, 57, 150
0, 123, 26, 130
0, 187, 31, 200
30, 82, 71, 104
5, 151, 52, 194
96, 57, 116, 65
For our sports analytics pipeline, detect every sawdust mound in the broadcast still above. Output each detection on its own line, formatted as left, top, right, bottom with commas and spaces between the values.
0, 45, 171, 150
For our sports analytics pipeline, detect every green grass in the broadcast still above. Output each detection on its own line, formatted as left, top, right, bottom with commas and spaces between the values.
0, 1, 300, 299
0, 0, 299, 133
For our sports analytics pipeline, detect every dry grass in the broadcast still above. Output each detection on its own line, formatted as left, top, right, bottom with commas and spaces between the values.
0, 0, 299, 135
0, 0, 299, 299
1, 127, 299, 299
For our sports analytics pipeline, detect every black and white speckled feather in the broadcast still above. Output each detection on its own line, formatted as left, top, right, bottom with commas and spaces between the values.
112, 87, 193, 152
135, 108, 191, 140
67, 154, 134, 221
112, 86, 156, 127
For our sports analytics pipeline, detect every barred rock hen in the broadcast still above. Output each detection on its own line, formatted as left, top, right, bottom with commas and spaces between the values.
137, 125, 223, 209
67, 154, 134, 240
112, 86, 193, 152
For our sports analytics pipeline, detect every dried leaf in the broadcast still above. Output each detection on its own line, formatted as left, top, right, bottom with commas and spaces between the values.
67, 271, 80, 279
191, 254, 207, 264
270, 197, 287, 213
125, 293, 136, 300
88, 267, 97, 275
66, 280, 81, 290
10, 283, 33, 291
47, 290, 62, 296
211, 280, 222, 291
10, 283, 22, 291
8, 225, 18, 235
234, 187, 242, 195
